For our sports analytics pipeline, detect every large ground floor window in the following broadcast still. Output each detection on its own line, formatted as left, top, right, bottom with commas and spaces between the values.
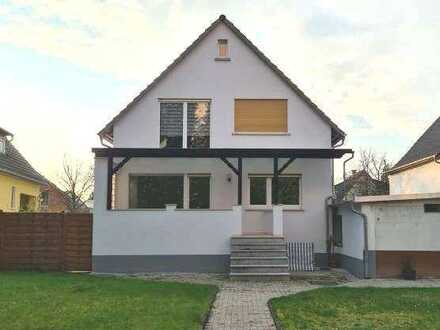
129, 174, 210, 209
248, 175, 301, 208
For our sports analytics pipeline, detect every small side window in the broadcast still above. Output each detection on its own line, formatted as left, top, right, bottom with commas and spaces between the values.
333, 214, 343, 247
424, 204, 440, 213
217, 39, 229, 59
10, 186, 16, 209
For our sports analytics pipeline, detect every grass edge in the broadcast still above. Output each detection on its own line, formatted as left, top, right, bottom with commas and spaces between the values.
200, 285, 220, 330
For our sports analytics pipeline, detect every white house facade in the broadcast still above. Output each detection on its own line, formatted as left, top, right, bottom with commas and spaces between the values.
388, 116, 440, 195
92, 15, 351, 276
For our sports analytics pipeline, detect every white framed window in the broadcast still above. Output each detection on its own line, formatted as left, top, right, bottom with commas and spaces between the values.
0, 137, 5, 154
129, 174, 211, 209
10, 186, 16, 209
247, 174, 301, 209
159, 101, 210, 149
217, 39, 228, 58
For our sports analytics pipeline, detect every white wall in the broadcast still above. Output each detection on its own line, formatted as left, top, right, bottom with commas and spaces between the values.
93, 158, 241, 256
389, 161, 440, 194
113, 23, 332, 149
112, 157, 332, 253
335, 204, 365, 260
361, 200, 440, 251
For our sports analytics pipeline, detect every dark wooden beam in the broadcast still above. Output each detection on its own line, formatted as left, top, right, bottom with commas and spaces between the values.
220, 157, 239, 175
237, 157, 242, 205
107, 156, 113, 210
273, 157, 279, 205
92, 147, 353, 159
112, 157, 131, 174
278, 157, 296, 175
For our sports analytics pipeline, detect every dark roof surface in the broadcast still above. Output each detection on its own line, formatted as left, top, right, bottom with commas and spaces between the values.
99, 14, 346, 145
393, 116, 440, 169
0, 140, 47, 184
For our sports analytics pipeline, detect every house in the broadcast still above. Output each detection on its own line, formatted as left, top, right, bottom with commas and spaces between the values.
331, 117, 440, 278
0, 127, 46, 212
334, 169, 388, 201
40, 181, 90, 213
92, 15, 352, 277
387, 116, 440, 194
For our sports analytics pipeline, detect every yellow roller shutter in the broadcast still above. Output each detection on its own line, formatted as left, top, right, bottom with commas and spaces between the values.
234, 99, 287, 133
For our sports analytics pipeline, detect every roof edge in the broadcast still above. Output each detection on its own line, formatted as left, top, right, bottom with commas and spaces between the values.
387, 154, 436, 175
355, 192, 440, 203
0, 168, 47, 185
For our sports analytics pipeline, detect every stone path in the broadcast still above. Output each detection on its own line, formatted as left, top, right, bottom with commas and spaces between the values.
134, 273, 316, 330
205, 280, 315, 330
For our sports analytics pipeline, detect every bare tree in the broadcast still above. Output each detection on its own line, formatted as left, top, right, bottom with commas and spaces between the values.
356, 148, 391, 195
59, 155, 94, 212
358, 148, 391, 181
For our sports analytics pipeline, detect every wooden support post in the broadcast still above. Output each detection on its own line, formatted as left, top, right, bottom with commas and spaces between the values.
273, 157, 279, 205
107, 156, 113, 210
237, 157, 242, 205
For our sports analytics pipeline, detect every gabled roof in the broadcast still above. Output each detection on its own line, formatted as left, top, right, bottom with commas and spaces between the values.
390, 116, 440, 174
0, 139, 47, 185
99, 14, 346, 145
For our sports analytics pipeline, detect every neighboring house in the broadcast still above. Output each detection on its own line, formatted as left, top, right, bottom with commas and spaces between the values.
92, 15, 352, 276
332, 117, 440, 278
40, 181, 90, 213
0, 127, 46, 212
334, 170, 389, 201
387, 116, 440, 194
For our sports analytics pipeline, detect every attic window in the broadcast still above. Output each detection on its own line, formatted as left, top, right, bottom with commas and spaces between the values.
215, 39, 230, 61
0, 137, 5, 154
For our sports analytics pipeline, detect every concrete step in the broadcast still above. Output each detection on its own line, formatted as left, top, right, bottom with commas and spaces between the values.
230, 273, 290, 281
230, 265, 289, 273
231, 236, 285, 245
231, 243, 287, 251
231, 250, 287, 258
230, 257, 288, 266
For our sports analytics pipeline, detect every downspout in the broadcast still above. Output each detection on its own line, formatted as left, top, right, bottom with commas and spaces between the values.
350, 202, 369, 279
343, 152, 355, 199
332, 137, 345, 193
325, 195, 334, 265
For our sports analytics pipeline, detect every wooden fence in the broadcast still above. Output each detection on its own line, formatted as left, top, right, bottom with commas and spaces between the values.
287, 242, 315, 272
0, 213, 92, 272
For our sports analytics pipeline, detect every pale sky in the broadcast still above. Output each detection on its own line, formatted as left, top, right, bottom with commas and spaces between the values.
1, 0, 439, 184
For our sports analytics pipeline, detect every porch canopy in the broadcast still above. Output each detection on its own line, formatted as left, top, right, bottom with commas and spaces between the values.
92, 148, 353, 210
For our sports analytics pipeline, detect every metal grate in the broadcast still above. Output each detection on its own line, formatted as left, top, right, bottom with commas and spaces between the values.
287, 242, 315, 271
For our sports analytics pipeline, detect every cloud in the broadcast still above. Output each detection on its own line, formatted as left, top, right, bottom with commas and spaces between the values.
0, 0, 439, 179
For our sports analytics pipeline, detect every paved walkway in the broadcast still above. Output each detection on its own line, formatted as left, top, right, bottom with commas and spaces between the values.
126, 273, 440, 330
205, 280, 315, 330
135, 273, 316, 330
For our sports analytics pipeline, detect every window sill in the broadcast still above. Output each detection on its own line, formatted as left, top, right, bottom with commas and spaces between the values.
232, 132, 290, 136
109, 208, 233, 212
245, 206, 303, 212
215, 57, 231, 61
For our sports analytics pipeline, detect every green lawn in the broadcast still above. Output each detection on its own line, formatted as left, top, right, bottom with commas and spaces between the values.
270, 287, 440, 330
0, 272, 218, 330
